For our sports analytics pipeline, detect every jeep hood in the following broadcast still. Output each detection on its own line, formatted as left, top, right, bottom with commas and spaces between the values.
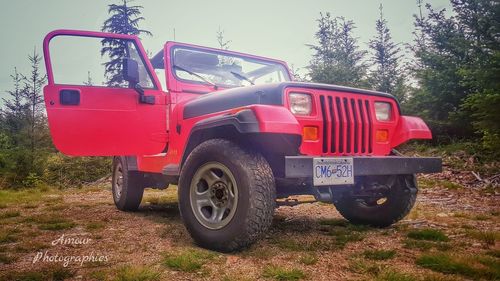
183, 82, 397, 119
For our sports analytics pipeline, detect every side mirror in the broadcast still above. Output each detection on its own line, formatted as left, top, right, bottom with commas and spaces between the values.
121, 58, 155, 105
122, 58, 140, 85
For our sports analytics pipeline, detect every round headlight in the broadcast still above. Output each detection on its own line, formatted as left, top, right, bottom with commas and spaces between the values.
289, 93, 312, 115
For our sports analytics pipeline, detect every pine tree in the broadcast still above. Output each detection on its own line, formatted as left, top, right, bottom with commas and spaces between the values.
1, 68, 28, 138
0, 50, 48, 186
22, 48, 47, 160
407, 0, 499, 149
368, 4, 405, 100
308, 13, 367, 87
83, 71, 93, 86
101, 0, 152, 86
216, 27, 231, 50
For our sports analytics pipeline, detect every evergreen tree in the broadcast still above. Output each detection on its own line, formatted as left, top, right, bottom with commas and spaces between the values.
22, 49, 47, 161
368, 4, 406, 100
0, 68, 28, 177
308, 13, 367, 87
83, 71, 93, 86
101, 0, 152, 86
407, 0, 499, 148
216, 27, 231, 50
1, 68, 28, 139
0, 49, 49, 186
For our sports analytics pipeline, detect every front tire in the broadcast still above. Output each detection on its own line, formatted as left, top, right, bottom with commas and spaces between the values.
333, 175, 417, 227
178, 139, 275, 252
112, 156, 145, 211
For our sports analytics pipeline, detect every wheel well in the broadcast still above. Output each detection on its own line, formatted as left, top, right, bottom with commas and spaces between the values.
181, 125, 301, 178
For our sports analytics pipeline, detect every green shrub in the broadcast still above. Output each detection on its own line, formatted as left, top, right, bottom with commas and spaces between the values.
43, 153, 111, 187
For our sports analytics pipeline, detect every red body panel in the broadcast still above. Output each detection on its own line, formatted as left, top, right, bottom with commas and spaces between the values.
43, 85, 168, 156
391, 116, 432, 147
284, 87, 401, 156
43, 30, 168, 156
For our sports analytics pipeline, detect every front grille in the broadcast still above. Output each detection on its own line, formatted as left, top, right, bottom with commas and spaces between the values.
319, 95, 373, 155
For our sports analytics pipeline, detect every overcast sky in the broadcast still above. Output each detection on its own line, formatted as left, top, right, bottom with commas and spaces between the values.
0, 0, 452, 97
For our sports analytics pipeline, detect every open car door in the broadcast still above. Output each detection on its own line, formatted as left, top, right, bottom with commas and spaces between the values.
43, 30, 168, 156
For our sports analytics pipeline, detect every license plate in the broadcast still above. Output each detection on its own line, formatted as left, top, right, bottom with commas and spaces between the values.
313, 157, 354, 186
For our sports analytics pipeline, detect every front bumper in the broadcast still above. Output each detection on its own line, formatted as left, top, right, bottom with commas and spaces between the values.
285, 156, 442, 178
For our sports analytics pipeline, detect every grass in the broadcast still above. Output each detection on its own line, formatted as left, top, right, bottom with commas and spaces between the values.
142, 189, 178, 206
374, 270, 417, 281
485, 249, 500, 258
162, 248, 216, 272
298, 253, 318, 265
89, 270, 107, 281
0, 188, 51, 207
24, 215, 76, 231
299, 221, 369, 250
319, 218, 348, 227
38, 218, 76, 231
86, 222, 106, 231
416, 178, 437, 189
262, 265, 305, 281
363, 249, 396, 261
474, 214, 491, 221
45, 204, 67, 211
113, 266, 160, 281
271, 237, 337, 251
347, 258, 384, 275
327, 228, 366, 248
438, 180, 463, 190
417, 178, 462, 190
13, 240, 47, 253
0, 229, 19, 244
0, 210, 20, 219
407, 228, 449, 242
403, 239, 451, 251
242, 245, 274, 260
22, 203, 37, 209
0, 266, 74, 281
416, 253, 500, 280
466, 230, 498, 246
0, 253, 16, 264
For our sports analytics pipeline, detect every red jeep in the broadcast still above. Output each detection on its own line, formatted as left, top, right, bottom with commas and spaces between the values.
42, 30, 441, 252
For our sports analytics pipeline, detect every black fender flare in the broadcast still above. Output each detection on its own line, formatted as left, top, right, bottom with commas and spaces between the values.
163, 109, 302, 177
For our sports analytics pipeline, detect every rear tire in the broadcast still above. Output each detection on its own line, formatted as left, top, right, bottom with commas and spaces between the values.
112, 156, 144, 211
178, 139, 275, 252
333, 175, 417, 227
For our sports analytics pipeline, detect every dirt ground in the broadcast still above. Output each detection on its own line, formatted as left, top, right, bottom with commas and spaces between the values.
0, 175, 498, 281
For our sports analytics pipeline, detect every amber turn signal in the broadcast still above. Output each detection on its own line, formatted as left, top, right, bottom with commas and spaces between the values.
375, 129, 389, 142
302, 126, 319, 141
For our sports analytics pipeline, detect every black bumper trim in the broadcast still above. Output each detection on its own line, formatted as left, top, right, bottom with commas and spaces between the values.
285, 156, 442, 178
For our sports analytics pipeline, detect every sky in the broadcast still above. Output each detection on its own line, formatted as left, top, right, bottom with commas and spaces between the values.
0, 0, 452, 98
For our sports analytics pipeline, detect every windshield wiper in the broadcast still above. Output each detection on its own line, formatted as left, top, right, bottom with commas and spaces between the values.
173, 65, 218, 89
230, 71, 255, 85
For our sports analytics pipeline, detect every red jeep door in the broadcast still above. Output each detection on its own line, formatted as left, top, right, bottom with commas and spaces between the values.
43, 30, 167, 156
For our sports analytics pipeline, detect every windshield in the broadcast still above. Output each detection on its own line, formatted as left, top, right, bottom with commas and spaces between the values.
171, 47, 291, 88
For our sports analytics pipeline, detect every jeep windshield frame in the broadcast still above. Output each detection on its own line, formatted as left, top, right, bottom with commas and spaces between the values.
151, 42, 292, 93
